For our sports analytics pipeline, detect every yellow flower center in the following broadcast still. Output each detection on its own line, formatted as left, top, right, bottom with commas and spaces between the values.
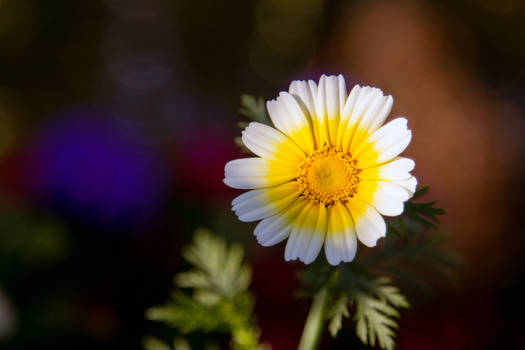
297, 146, 360, 205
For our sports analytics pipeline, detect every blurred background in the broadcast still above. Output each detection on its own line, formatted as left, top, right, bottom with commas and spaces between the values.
0, 0, 524, 349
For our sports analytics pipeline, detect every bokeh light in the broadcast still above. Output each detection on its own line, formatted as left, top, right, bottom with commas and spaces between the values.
24, 110, 167, 229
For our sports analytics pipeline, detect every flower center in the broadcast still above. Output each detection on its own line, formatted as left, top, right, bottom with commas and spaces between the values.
297, 146, 360, 205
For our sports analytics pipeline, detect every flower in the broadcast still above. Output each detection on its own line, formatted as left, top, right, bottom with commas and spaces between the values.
224, 75, 416, 265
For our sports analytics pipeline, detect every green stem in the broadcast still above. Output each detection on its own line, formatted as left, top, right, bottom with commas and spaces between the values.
298, 288, 328, 350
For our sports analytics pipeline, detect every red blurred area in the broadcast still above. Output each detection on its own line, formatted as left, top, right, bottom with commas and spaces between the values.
173, 126, 240, 202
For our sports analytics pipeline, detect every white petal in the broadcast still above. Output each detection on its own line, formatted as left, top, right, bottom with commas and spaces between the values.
303, 233, 324, 264
266, 92, 315, 153
241, 122, 305, 164
355, 118, 412, 168
284, 201, 312, 261
359, 157, 415, 181
231, 181, 300, 222
366, 95, 393, 134
337, 75, 347, 113
324, 232, 343, 266
316, 74, 347, 145
284, 203, 327, 264
357, 181, 410, 216
254, 198, 307, 246
303, 204, 328, 264
224, 158, 298, 189
324, 202, 357, 265
345, 197, 386, 247
339, 86, 384, 152
392, 176, 418, 196
289, 79, 318, 120
336, 84, 362, 147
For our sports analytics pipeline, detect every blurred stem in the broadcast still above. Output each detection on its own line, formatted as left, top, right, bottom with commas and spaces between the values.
298, 288, 328, 350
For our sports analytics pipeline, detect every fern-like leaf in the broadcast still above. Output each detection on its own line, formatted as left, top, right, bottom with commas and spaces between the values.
143, 336, 173, 350
352, 278, 409, 350
238, 95, 269, 124
176, 228, 252, 298
146, 229, 265, 350
146, 292, 229, 333
327, 294, 349, 337
403, 186, 446, 229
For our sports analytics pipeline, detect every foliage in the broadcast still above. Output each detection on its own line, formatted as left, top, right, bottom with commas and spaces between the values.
0, 205, 70, 268
352, 278, 409, 350
235, 95, 271, 153
400, 186, 446, 230
367, 186, 464, 293
326, 293, 349, 338
300, 186, 463, 350
319, 269, 410, 350
238, 95, 270, 125
143, 336, 219, 350
143, 336, 176, 350
146, 229, 267, 350
146, 186, 460, 350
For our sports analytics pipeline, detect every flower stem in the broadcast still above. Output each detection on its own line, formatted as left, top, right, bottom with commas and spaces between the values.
298, 288, 328, 350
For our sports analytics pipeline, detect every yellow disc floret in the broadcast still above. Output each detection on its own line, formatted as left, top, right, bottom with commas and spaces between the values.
298, 146, 360, 205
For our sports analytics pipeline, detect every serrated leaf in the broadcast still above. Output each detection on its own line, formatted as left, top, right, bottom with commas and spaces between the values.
143, 336, 173, 350
178, 229, 252, 298
173, 338, 191, 350
327, 294, 349, 337
403, 186, 446, 229
146, 292, 228, 333
193, 289, 222, 306
204, 344, 220, 350
146, 229, 264, 350
234, 136, 251, 154
354, 293, 399, 350
238, 95, 269, 124
348, 277, 410, 350
379, 286, 410, 309
175, 271, 212, 290
412, 185, 430, 199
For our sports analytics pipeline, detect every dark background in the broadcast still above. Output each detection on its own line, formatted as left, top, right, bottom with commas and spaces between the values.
0, 0, 524, 349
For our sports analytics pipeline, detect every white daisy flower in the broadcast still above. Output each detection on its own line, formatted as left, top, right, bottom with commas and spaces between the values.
224, 75, 416, 265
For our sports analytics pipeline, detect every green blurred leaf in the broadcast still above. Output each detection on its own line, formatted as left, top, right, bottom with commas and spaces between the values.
146, 292, 229, 333
143, 336, 173, 350
403, 185, 446, 229
0, 207, 70, 268
176, 228, 252, 298
327, 294, 349, 337
353, 278, 409, 350
324, 275, 409, 350
173, 338, 192, 350
146, 229, 265, 350
238, 95, 269, 125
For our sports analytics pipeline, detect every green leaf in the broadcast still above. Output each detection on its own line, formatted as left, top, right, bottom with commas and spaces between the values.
173, 338, 192, 350
323, 274, 409, 350
146, 229, 264, 350
146, 292, 229, 333
327, 294, 349, 337
177, 229, 252, 298
375, 277, 410, 309
238, 95, 269, 125
143, 336, 173, 350
203, 343, 221, 350
353, 278, 409, 350
352, 279, 410, 350
403, 186, 446, 229
411, 185, 430, 199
